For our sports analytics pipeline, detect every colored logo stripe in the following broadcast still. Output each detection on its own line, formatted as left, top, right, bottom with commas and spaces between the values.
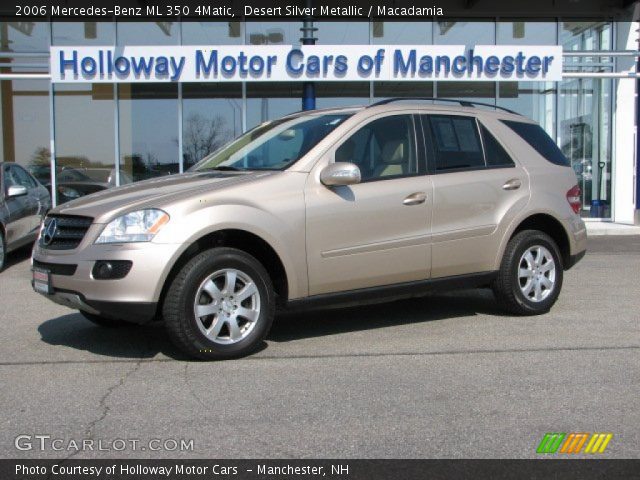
559, 433, 589, 453
537, 433, 566, 453
537, 433, 613, 454
584, 433, 613, 454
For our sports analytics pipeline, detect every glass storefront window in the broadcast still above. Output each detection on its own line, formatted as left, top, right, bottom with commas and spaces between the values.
53, 84, 116, 204
559, 21, 613, 218
315, 22, 370, 44
0, 18, 627, 221
559, 77, 613, 218
118, 84, 179, 182
182, 83, 242, 169
437, 82, 496, 104
434, 20, 495, 47
0, 79, 50, 180
246, 83, 302, 128
116, 21, 179, 45
497, 20, 557, 45
498, 82, 556, 137
0, 21, 49, 52
434, 20, 495, 104
373, 82, 434, 100
181, 21, 242, 45
52, 22, 115, 45
316, 82, 370, 109
496, 20, 557, 138
371, 21, 432, 44
560, 21, 612, 51
245, 22, 298, 46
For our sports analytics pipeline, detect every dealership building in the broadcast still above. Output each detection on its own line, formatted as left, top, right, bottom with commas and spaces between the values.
1, 7, 639, 224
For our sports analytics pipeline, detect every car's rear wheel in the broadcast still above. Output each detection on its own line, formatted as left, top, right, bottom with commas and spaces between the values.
0, 229, 6, 272
80, 310, 129, 327
493, 230, 563, 315
163, 247, 275, 360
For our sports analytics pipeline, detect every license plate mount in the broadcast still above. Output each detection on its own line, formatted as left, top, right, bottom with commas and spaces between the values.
32, 267, 52, 295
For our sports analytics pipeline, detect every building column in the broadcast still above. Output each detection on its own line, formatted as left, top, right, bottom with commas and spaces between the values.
300, 0, 317, 111
613, 13, 638, 224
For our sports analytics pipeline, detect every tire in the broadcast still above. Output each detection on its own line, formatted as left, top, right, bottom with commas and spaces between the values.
163, 247, 275, 360
0, 229, 5, 272
80, 310, 129, 327
492, 230, 563, 315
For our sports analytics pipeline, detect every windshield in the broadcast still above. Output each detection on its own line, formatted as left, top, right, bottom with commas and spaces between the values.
191, 113, 352, 172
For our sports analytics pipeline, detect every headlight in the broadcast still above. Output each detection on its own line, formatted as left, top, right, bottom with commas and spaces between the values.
95, 209, 169, 244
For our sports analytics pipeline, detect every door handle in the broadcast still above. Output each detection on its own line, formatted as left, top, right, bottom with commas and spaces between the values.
502, 178, 522, 191
403, 192, 427, 206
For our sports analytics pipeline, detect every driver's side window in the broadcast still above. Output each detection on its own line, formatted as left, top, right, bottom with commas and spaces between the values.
334, 115, 418, 182
3, 165, 19, 190
12, 165, 36, 188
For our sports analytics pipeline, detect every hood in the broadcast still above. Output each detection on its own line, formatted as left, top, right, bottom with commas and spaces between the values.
53, 170, 278, 222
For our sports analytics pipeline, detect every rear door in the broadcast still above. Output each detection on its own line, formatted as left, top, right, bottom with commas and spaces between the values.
420, 114, 530, 278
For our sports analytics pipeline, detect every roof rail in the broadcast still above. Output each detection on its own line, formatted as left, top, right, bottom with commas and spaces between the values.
369, 97, 520, 115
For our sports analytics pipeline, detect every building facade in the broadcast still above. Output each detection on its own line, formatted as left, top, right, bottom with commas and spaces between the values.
1, 16, 638, 223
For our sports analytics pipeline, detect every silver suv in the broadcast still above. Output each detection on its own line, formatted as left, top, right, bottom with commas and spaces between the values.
32, 99, 587, 359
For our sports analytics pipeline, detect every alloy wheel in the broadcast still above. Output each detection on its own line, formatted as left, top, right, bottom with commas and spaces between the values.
517, 245, 556, 303
193, 268, 261, 344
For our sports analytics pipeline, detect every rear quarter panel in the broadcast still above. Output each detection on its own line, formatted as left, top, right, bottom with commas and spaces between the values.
487, 116, 587, 270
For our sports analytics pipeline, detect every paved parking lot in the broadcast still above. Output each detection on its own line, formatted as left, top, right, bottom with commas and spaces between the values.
0, 237, 638, 459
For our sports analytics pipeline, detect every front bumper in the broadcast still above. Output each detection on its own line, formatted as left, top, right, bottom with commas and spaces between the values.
32, 240, 183, 322
37, 289, 157, 323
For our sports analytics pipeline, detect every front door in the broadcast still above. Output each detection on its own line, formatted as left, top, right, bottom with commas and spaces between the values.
2, 164, 33, 248
305, 113, 433, 296
10, 164, 41, 234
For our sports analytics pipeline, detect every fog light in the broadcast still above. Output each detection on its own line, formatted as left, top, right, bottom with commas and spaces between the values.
92, 260, 132, 280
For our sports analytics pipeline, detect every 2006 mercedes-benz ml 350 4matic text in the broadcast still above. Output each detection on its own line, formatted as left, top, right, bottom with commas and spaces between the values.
32, 99, 587, 359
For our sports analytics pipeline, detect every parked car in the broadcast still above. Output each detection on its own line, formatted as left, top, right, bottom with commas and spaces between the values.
32, 99, 587, 359
1, 162, 51, 270
28, 166, 134, 204
54, 167, 134, 203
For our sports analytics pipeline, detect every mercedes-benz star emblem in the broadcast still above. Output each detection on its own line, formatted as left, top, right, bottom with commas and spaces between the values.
42, 219, 58, 246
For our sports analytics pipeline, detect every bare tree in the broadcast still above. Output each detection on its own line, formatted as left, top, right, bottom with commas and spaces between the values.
30, 147, 51, 166
182, 113, 231, 168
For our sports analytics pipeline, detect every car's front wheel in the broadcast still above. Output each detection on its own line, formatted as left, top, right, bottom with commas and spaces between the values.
163, 247, 275, 360
493, 230, 563, 315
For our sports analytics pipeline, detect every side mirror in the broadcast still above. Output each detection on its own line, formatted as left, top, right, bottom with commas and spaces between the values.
320, 162, 361, 187
7, 185, 28, 198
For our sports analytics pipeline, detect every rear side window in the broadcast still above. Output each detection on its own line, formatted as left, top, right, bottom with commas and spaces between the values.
427, 115, 484, 171
480, 125, 515, 167
501, 120, 569, 166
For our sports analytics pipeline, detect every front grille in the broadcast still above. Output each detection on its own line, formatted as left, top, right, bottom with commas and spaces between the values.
32, 260, 78, 276
40, 214, 93, 250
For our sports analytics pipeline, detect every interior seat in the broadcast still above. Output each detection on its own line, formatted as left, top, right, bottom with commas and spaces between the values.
372, 139, 408, 178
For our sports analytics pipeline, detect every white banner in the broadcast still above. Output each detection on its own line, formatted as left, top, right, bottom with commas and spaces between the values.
50, 45, 563, 83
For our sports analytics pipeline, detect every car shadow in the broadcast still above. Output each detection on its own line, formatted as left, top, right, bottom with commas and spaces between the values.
38, 313, 189, 360
268, 288, 504, 342
3, 243, 33, 270
37, 289, 504, 360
